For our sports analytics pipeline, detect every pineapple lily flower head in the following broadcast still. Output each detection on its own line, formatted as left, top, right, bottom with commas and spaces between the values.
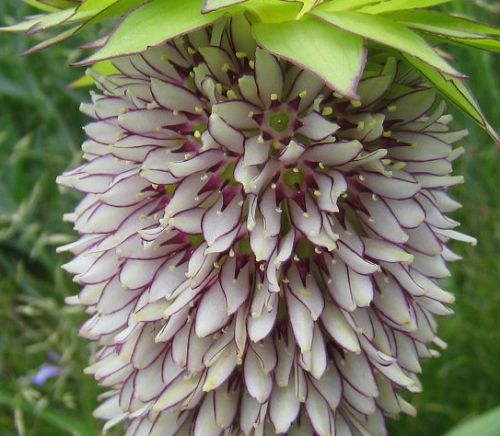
2, 0, 499, 434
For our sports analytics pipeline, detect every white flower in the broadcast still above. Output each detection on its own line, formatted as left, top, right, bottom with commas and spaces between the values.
59, 15, 475, 435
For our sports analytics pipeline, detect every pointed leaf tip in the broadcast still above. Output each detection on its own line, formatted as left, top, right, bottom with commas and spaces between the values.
253, 17, 366, 99
404, 55, 500, 146
311, 9, 466, 79
79, 0, 224, 65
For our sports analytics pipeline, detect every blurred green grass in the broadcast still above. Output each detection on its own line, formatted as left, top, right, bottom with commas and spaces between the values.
0, 1, 498, 435
0, 2, 102, 435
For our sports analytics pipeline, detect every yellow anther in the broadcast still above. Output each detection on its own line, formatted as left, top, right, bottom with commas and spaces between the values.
194, 130, 201, 139
119, 107, 128, 114
383, 130, 392, 138
322, 106, 333, 116
387, 105, 397, 113
247, 111, 254, 118
187, 47, 196, 55
194, 106, 203, 114
313, 190, 321, 197
350, 100, 362, 107
236, 51, 247, 59
270, 93, 279, 101
160, 55, 169, 62
299, 90, 308, 99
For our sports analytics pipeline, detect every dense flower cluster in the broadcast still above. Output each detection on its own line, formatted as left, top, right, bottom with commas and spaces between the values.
59, 15, 475, 436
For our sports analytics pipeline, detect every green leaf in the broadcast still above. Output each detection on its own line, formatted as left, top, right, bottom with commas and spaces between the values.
387, 10, 500, 52
404, 54, 499, 145
1, 0, 144, 55
23, 0, 61, 12
202, 0, 248, 13
244, 0, 302, 22
311, 9, 464, 78
77, 0, 121, 12
76, 0, 145, 31
316, 0, 382, 12
23, 0, 77, 11
69, 61, 121, 88
252, 17, 365, 98
443, 37, 500, 53
283, 0, 322, 18
24, 25, 80, 54
445, 405, 500, 436
0, 9, 75, 32
80, 0, 224, 65
359, 0, 452, 14
386, 10, 500, 38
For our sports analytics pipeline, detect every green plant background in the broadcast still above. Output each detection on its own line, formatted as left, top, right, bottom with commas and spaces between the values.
0, 1, 498, 435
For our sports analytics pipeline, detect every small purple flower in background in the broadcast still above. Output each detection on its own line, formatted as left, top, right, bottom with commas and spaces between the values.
32, 364, 61, 387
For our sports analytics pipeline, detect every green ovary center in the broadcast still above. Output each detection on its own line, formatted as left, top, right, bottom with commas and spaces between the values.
269, 111, 290, 133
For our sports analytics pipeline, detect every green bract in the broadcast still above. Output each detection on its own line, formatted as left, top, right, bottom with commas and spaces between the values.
1, 0, 499, 142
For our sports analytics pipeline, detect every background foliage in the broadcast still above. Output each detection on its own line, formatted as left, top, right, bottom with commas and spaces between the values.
0, 1, 498, 435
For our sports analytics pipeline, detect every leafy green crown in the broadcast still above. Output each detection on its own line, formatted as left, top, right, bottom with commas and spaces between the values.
2, 0, 499, 143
